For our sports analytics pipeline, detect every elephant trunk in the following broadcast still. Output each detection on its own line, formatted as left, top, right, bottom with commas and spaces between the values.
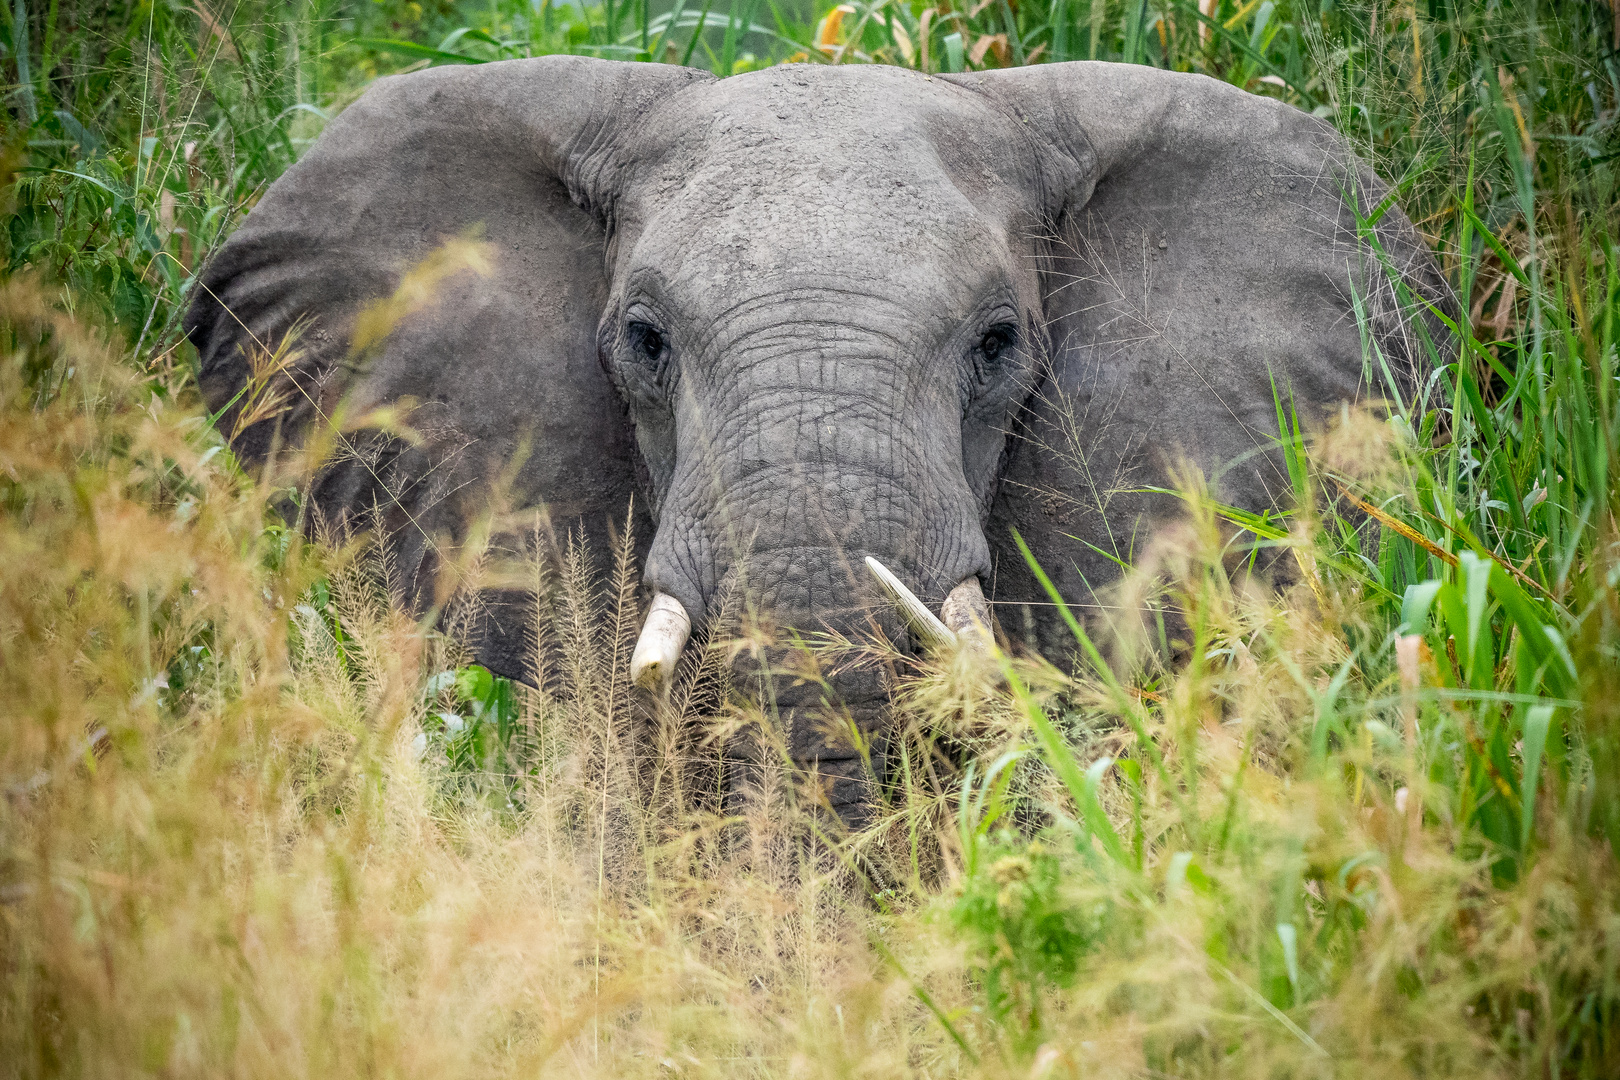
732, 611, 894, 828
629, 542, 909, 827
631, 300, 994, 827
631, 549, 992, 830
734, 571, 995, 827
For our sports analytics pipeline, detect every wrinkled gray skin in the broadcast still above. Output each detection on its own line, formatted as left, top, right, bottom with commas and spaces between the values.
186, 58, 1450, 827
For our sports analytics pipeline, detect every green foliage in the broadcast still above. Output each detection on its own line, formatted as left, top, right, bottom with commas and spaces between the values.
948, 835, 1104, 1046
418, 662, 521, 775
949, 755, 1113, 1048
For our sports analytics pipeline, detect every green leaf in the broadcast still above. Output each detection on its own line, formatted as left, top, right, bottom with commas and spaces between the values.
1459, 552, 1492, 672
1166, 851, 1194, 896
1486, 561, 1577, 697
354, 37, 489, 64
1400, 580, 1444, 634
1276, 922, 1299, 998
1461, 205, 1532, 287
1009, 663, 1129, 868
1269, 371, 1309, 506
1169, 0, 1319, 107
455, 664, 495, 706
1519, 704, 1555, 852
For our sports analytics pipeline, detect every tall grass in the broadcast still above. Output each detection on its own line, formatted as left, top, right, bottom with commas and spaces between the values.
4, 0, 1620, 1076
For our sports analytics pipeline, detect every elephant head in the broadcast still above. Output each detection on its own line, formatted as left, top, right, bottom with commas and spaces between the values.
185, 58, 1451, 826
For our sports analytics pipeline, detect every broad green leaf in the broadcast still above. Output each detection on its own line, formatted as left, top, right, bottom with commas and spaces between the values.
1520, 705, 1555, 851
1166, 851, 1195, 897
1400, 580, 1444, 633
1486, 561, 1578, 696
1276, 922, 1300, 997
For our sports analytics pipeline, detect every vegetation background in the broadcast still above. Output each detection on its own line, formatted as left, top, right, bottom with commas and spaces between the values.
3, 0, 1620, 1076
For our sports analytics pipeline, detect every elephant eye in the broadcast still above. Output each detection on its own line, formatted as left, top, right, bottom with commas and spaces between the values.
628, 321, 665, 363
978, 324, 1016, 366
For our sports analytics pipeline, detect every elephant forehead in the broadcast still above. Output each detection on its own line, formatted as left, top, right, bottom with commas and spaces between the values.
628, 66, 1041, 266
644, 174, 998, 287
672, 63, 1018, 153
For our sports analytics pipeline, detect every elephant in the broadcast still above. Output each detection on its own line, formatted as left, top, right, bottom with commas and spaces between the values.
184, 56, 1451, 828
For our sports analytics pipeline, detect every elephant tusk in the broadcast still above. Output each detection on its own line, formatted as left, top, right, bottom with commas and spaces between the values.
941, 575, 994, 649
630, 592, 691, 692
863, 556, 955, 652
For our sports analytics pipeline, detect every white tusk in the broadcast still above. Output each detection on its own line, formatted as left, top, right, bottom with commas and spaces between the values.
941, 576, 993, 648
630, 592, 691, 691
864, 556, 955, 652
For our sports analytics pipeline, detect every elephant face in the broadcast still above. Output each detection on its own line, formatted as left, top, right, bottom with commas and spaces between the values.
185, 57, 1452, 824
600, 68, 1047, 631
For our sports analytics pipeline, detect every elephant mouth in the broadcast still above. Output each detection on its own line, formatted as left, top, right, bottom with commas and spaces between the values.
628, 561, 992, 692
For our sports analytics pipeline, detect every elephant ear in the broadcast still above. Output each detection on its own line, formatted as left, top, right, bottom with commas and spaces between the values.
963, 62, 1454, 647
185, 57, 713, 681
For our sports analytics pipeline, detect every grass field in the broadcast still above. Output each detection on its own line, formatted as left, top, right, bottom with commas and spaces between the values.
4, 1, 1620, 1076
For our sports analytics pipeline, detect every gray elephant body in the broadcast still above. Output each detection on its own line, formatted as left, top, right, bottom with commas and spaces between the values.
186, 58, 1449, 824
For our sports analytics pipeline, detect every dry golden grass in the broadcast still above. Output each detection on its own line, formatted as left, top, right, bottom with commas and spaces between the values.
0, 270, 972, 1078
4, 264, 1618, 1079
